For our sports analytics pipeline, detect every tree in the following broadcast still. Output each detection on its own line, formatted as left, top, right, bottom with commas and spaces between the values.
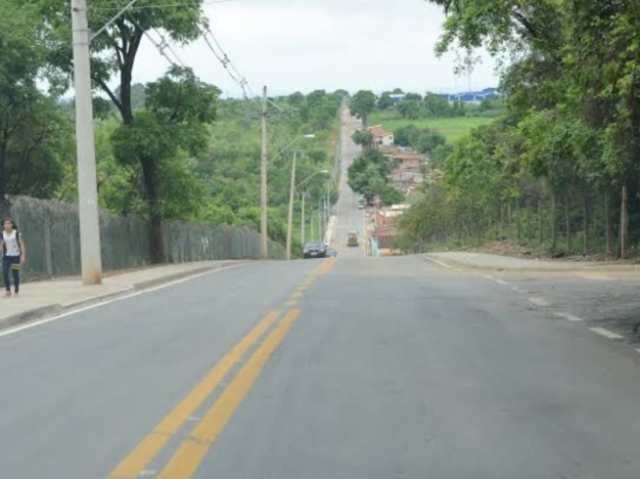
0, 1, 72, 205
110, 66, 219, 262
352, 130, 374, 151
40, 0, 206, 125
394, 125, 420, 147
377, 92, 394, 110
38, 0, 209, 260
350, 90, 377, 127
348, 150, 399, 203
397, 99, 421, 119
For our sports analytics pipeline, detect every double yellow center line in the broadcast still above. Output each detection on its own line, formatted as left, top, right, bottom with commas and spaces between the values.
109, 258, 336, 479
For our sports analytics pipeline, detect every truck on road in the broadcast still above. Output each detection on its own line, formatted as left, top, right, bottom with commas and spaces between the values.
347, 231, 359, 247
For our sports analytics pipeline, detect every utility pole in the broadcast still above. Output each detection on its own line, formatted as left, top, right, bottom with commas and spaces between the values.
71, 0, 103, 285
285, 150, 297, 261
260, 86, 268, 258
319, 199, 325, 242
310, 214, 315, 241
300, 192, 305, 246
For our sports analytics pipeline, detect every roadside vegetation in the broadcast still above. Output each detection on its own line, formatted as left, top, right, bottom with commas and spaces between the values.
397, 0, 640, 260
0, 0, 339, 261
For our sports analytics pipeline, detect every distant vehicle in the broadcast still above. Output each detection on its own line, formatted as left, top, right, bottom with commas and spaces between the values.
357, 197, 366, 209
326, 248, 338, 257
303, 241, 327, 259
347, 231, 359, 247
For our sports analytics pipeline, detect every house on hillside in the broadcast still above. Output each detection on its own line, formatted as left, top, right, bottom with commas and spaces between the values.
367, 125, 394, 148
387, 153, 428, 171
424, 168, 444, 184
373, 204, 409, 253
389, 170, 424, 195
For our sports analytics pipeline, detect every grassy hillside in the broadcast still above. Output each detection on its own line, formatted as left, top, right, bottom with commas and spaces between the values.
370, 111, 493, 143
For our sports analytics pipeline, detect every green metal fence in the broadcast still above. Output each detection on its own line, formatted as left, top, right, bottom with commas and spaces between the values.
4, 196, 284, 280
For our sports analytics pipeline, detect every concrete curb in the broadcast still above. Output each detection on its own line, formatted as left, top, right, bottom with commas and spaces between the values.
0, 260, 248, 333
423, 254, 640, 273
0, 305, 63, 331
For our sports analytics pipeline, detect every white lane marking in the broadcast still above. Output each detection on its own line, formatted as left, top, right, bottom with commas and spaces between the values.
529, 297, 550, 307
511, 286, 527, 294
589, 327, 624, 340
553, 312, 584, 322
496, 279, 509, 285
483, 275, 494, 279
0, 263, 246, 340
424, 257, 455, 269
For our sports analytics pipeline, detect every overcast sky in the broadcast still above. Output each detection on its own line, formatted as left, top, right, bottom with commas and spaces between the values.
129, 0, 500, 98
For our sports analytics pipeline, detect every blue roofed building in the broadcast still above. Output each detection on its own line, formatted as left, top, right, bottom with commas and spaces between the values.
436, 88, 501, 104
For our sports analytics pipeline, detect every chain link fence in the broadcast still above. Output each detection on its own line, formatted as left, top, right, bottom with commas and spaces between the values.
3, 196, 284, 281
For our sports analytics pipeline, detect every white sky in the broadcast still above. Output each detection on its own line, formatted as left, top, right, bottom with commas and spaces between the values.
127, 0, 500, 98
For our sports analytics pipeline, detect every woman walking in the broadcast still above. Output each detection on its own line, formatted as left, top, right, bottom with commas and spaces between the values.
1, 218, 26, 298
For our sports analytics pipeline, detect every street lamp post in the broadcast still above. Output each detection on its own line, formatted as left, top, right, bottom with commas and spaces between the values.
260, 86, 268, 258
286, 168, 329, 260
300, 192, 305, 245
285, 150, 298, 261
263, 133, 315, 261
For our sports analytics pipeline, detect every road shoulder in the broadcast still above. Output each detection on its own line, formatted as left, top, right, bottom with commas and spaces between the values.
0, 260, 247, 332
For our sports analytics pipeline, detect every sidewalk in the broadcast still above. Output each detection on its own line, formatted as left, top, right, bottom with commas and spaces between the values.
0, 260, 246, 331
425, 252, 640, 273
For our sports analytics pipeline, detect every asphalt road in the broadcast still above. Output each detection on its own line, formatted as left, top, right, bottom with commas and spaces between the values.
4, 112, 640, 477
332, 111, 366, 258
3, 255, 640, 478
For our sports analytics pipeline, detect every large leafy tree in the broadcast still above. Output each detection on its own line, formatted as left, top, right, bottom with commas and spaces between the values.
0, 0, 72, 205
36, 0, 210, 261
349, 90, 377, 127
396, 0, 640, 259
110, 66, 219, 262
38, 0, 206, 124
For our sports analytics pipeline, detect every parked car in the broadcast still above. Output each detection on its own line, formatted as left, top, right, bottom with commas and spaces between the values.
357, 197, 366, 209
303, 241, 327, 259
326, 248, 338, 257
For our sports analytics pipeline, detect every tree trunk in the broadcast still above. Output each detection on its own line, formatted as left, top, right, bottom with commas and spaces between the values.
604, 190, 612, 256
526, 198, 532, 244
515, 199, 521, 243
141, 157, 164, 264
620, 184, 629, 259
565, 194, 571, 253
538, 199, 543, 246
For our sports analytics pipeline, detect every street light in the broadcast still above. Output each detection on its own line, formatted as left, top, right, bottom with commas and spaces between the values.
286, 167, 328, 260
260, 133, 315, 259
71, 0, 139, 285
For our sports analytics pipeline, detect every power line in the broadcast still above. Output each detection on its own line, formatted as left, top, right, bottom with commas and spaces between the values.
90, 0, 244, 11
198, 23, 253, 99
101, 0, 257, 101
138, 9, 187, 68
127, 14, 186, 68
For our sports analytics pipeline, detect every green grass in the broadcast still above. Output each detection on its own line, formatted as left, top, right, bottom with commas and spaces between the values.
369, 111, 493, 143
